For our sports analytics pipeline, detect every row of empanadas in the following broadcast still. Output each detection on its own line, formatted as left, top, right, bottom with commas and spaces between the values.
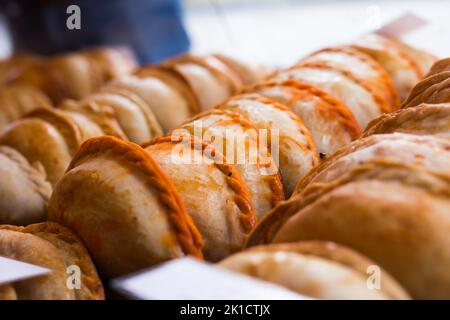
47, 86, 328, 277
1, 49, 254, 136
0, 84, 52, 130
0, 222, 104, 300
0, 37, 440, 299
49, 136, 205, 277
44, 36, 435, 281
0, 48, 137, 131
9, 47, 137, 103
0, 53, 260, 225
269, 34, 435, 129
247, 133, 450, 299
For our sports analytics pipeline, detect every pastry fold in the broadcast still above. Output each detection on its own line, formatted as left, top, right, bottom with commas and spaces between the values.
352, 34, 436, 100
0, 146, 51, 225
271, 62, 384, 128
143, 135, 256, 261
217, 94, 318, 196
402, 58, 450, 109
364, 103, 450, 139
244, 79, 360, 156
177, 109, 284, 218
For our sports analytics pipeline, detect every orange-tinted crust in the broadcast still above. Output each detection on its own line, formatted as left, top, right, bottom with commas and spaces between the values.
297, 61, 392, 113
221, 93, 317, 155
179, 109, 285, 207
244, 79, 361, 139
68, 136, 203, 258
24, 107, 82, 154
163, 53, 242, 92
143, 134, 257, 232
307, 46, 400, 108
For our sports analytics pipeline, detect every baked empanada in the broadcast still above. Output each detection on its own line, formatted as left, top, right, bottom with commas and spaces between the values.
352, 34, 436, 100
220, 241, 410, 300
176, 109, 284, 218
0, 146, 51, 225
271, 63, 384, 128
217, 93, 318, 196
244, 79, 360, 156
49, 136, 204, 277
301, 45, 399, 109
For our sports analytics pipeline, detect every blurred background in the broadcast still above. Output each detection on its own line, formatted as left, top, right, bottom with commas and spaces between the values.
0, 0, 448, 66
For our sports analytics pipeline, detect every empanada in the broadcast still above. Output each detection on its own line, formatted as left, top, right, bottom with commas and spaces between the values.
220, 241, 410, 300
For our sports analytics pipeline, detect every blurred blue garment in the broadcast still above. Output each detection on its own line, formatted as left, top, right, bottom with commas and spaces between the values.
2, 0, 190, 63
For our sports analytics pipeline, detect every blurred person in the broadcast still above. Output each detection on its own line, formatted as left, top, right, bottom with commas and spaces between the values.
1, 0, 190, 63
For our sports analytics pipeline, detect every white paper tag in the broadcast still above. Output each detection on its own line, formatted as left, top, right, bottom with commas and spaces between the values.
0, 256, 50, 286
112, 257, 310, 300
375, 12, 428, 38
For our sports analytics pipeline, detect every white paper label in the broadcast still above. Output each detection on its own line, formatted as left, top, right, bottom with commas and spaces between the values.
112, 257, 310, 300
375, 13, 428, 38
0, 256, 50, 286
